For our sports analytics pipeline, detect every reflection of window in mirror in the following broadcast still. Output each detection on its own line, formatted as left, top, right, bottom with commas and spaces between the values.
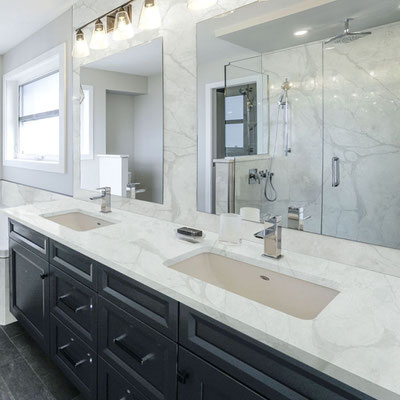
80, 85, 94, 160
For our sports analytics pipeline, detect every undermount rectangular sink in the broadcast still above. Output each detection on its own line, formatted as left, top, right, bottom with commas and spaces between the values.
42, 210, 115, 232
169, 253, 339, 320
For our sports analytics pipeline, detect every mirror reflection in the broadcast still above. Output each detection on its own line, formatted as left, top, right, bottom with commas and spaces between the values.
80, 37, 163, 204
197, 0, 400, 249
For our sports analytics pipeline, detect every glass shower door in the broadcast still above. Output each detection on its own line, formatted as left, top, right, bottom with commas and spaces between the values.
322, 27, 400, 248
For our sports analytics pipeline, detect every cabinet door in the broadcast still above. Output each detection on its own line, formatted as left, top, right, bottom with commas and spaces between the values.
178, 348, 268, 400
9, 239, 50, 354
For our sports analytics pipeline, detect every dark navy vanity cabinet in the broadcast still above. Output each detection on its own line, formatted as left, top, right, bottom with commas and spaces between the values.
9, 219, 376, 400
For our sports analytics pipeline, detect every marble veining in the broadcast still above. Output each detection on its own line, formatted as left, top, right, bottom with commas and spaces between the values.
3, 199, 400, 399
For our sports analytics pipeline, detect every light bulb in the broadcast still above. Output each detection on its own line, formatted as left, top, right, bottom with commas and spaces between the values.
72, 29, 90, 58
90, 19, 109, 50
139, 0, 161, 30
113, 8, 134, 41
187, 0, 217, 10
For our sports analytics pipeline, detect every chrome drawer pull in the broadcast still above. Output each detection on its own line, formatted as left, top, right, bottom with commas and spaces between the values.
113, 334, 154, 366
59, 294, 89, 313
58, 343, 87, 368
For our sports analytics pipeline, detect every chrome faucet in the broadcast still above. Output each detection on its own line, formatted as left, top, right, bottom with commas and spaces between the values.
287, 207, 311, 231
254, 216, 282, 259
90, 187, 111, 213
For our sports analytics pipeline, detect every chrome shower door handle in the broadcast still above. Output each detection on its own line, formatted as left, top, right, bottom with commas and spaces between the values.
332, 157, 340, 187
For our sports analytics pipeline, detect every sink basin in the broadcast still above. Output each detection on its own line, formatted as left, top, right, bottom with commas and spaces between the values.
169, 253, 339, 320
42, 210, 115, 232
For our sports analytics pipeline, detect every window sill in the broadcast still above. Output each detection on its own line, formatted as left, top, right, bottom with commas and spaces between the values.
3, 158, 65, 174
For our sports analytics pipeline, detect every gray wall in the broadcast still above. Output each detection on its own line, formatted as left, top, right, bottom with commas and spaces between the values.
106, 92, 136, 172
131, 74, 163, 204
1, 10, 73, 196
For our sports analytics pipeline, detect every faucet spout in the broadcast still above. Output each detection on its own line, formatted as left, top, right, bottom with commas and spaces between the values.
254, 216, 282, 259
90, 187, 111, 213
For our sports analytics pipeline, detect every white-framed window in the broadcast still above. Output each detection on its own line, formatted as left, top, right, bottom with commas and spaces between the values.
80, 85, 94, 160
3, 43, 66, 173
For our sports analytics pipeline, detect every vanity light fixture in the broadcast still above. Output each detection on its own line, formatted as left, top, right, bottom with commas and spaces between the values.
72, 29, 90, 58
112, 7, 135, 40
72, 1, 135, 58
294, 29, 308, 36
139, 0, 161, 30
187, 0, 217, 10
90, 19, 109, 50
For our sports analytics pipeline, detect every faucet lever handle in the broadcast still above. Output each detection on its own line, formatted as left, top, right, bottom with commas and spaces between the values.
264, 215, 282, 226
96, 186, 111, 194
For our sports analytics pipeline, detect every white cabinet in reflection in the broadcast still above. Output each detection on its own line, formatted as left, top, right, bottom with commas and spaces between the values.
98, 154, 129, 197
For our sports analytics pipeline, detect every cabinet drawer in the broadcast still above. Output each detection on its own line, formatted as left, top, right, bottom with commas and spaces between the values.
99, 265, 178, 340
99, 297, 177, 400
50, 266, 97, 349
51, 315, 97, 400
9, 219, 49, 260
179, 305, 374, 400
178, 347, 268, 400
50, 240, 98, 290
98, 358, 149, 400
9, 239, 50, 354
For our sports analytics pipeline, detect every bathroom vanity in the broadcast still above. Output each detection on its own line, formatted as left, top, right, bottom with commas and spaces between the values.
5, 200, 398, 400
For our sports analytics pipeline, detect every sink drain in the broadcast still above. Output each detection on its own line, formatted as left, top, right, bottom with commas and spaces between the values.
260, 275, 270, 281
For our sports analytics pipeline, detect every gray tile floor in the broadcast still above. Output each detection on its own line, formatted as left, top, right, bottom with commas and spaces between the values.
0, 322, 83, 400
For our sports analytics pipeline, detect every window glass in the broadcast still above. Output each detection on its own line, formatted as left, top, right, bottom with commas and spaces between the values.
20, 72, 59, 116
225, 124, 244, 148
18, 71, 60, 161
225, 95, 244, 120
19, 117, 60, 159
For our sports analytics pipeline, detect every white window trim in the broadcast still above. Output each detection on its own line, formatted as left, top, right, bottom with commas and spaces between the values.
2, 43, 67, 173
80, 84, 94, 161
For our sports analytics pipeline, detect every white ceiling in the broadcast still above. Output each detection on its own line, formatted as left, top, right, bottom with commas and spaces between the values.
198, 0, 400, 63
85, 38, 163, 77
0, 0, 77, 55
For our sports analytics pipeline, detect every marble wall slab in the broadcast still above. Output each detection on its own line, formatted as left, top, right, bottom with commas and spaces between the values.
64, 1, 400, 278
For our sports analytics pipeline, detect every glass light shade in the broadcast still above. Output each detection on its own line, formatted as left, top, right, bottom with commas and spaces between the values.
139, 0, 161, 30
112, 9, 134, 41
90, 19, 109, 49
187, 0, 217, 10
72, 30, 90, 58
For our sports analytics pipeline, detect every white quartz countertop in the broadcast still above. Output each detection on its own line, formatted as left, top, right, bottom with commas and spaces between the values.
4, 199, 400, 400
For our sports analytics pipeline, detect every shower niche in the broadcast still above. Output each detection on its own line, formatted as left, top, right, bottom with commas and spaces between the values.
196, 0, 400, 249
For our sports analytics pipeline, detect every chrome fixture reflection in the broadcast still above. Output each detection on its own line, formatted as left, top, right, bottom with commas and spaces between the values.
259, 170, 277, 202
325, 18, 371, 45
188, 0, 217, 10
139, 0, 161, 30
288, 207, 311, 231
278, 78, 292, 157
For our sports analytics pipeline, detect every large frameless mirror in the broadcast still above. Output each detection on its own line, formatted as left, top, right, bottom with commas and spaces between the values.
80, 37, 163, 204
196, 0, 400, 249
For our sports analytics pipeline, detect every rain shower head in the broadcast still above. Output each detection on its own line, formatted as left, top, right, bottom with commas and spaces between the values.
325, 18, 371, 45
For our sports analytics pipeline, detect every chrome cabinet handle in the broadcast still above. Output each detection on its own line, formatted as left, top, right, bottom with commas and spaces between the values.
58, 294, 89, 313
58, 343, 87, 368
332, 157, 340, 187
113, 334, 154, 366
